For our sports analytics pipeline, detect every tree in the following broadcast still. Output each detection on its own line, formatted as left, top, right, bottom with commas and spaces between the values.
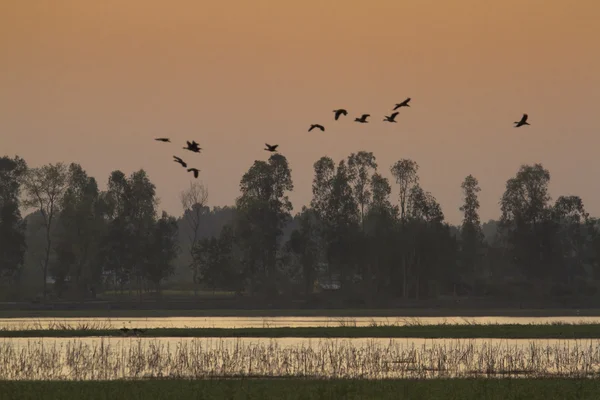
145, 211, 179, 292
21, 163, 69, 300
459, 175, 485, 290
552, 195, 590, 285
0, 156, 28, 282
193, 224, 242, 293
179, 181, 209, 293
124, 170, 158, 295
99, 170, 132, 291
405, 183, 451, 299
364, 173, 398, 298
311, 158, 360, 287
347, 151, 378, 230
51, 163, 103, 297
235, 154, 293, 294
287, 207, 319, 296
407, 184, 444, 223
499, 164, 552, 285
51, 163, 104, 298
99, 169, 157, 296
390, 159, 419, 221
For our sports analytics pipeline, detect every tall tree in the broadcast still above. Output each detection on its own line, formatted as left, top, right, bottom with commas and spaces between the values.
311, 158, 360, 287
459, 175, 485, 290
235, 154, 293, 294
99, 170, 132, 291
0, 156, 28, 282
406, 184, 454, 299
144, 211, 179, 293
21, 163, 69, 300
287, 207, 320, 297
499, 164, 552, 285
347, 151, 378, 230
51, 163, 104, 298
364, 173, 398, 298
126, 170, 157, 295
179, 181, 209, 293
390, 159, 419, 221
552, 195, 590, 285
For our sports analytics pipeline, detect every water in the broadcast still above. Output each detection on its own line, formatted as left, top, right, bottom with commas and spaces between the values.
1, 316, 599, 330
1, 336, 599, 380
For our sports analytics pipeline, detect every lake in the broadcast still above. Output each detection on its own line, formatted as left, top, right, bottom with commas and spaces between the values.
1, 337, 598, 380
1, 315, 599, 330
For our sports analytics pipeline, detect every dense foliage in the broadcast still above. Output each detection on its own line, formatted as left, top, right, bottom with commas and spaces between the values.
3, 152, 600, 304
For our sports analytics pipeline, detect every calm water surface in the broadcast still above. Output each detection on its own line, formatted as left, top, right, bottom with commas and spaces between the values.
1, 316, 599, 330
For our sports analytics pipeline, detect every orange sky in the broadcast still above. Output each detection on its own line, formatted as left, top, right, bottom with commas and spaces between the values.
1, 0, 599, 224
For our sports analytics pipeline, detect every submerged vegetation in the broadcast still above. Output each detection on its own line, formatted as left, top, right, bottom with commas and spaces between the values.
3, 379, 600, 400
1, 337, 600, 380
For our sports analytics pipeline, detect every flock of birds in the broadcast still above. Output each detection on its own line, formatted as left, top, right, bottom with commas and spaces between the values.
153, 138, 202, 178
154, 97, 531, 179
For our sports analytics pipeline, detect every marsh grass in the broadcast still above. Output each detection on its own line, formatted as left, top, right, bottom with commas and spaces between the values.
2, 379, 600, 400
1, 338, 600, 380
3, 322, 600, 339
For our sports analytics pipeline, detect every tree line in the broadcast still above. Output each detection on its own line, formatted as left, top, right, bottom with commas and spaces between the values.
1, 152, 599, 305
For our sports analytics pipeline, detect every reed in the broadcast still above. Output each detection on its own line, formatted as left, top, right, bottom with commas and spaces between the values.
1, 338, 600, 380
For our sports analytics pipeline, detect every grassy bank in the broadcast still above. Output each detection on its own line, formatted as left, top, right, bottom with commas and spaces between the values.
0, 379, 598, 400
0, 308, 597, 319
3, 323, 600, 338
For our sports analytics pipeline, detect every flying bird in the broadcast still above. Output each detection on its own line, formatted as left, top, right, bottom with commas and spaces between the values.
119, 328, 130, 335
184, 140, 202, 153
384, 112, 399, 123
393, 98, 411, 110
265, 143, 279, 152
132, 328, 145, 335
173, 156, 187, 168
308, 124, 325, 132
187, 168, 200, 178
354, 114, 370, 123
514, 113, 530, 127
154, 138, 170, 142
333, 109, 348, 120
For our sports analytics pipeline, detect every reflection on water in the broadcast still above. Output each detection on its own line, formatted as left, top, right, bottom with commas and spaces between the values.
1, 316, 599, 330
1, 337, 599, 380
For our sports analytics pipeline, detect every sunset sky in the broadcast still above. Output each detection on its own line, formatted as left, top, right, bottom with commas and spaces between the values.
1, 0, 599, 224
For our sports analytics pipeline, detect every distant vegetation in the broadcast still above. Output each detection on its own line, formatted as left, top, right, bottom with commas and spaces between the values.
2, 152, 600, 308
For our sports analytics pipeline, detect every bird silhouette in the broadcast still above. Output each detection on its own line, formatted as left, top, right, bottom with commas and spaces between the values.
265, 143, 279, 152
309, 124, 325, 132
354, 114, 370, 123
333, 109, 348, 120
393, 98, 411, 110
119, 327, 130, 335
154, 138, 170, 142
132, 328, 145, 336
384, 112, 399, 123
173, 156, 187, 168
187, 168, 200, 178
514, 113, 530, 127
184, 140, 202, 153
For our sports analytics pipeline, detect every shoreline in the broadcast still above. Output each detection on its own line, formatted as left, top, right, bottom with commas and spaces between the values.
2, 323, 600, 338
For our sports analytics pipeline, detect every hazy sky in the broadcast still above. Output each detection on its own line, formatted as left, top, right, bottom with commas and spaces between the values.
1, 0, 599, 224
